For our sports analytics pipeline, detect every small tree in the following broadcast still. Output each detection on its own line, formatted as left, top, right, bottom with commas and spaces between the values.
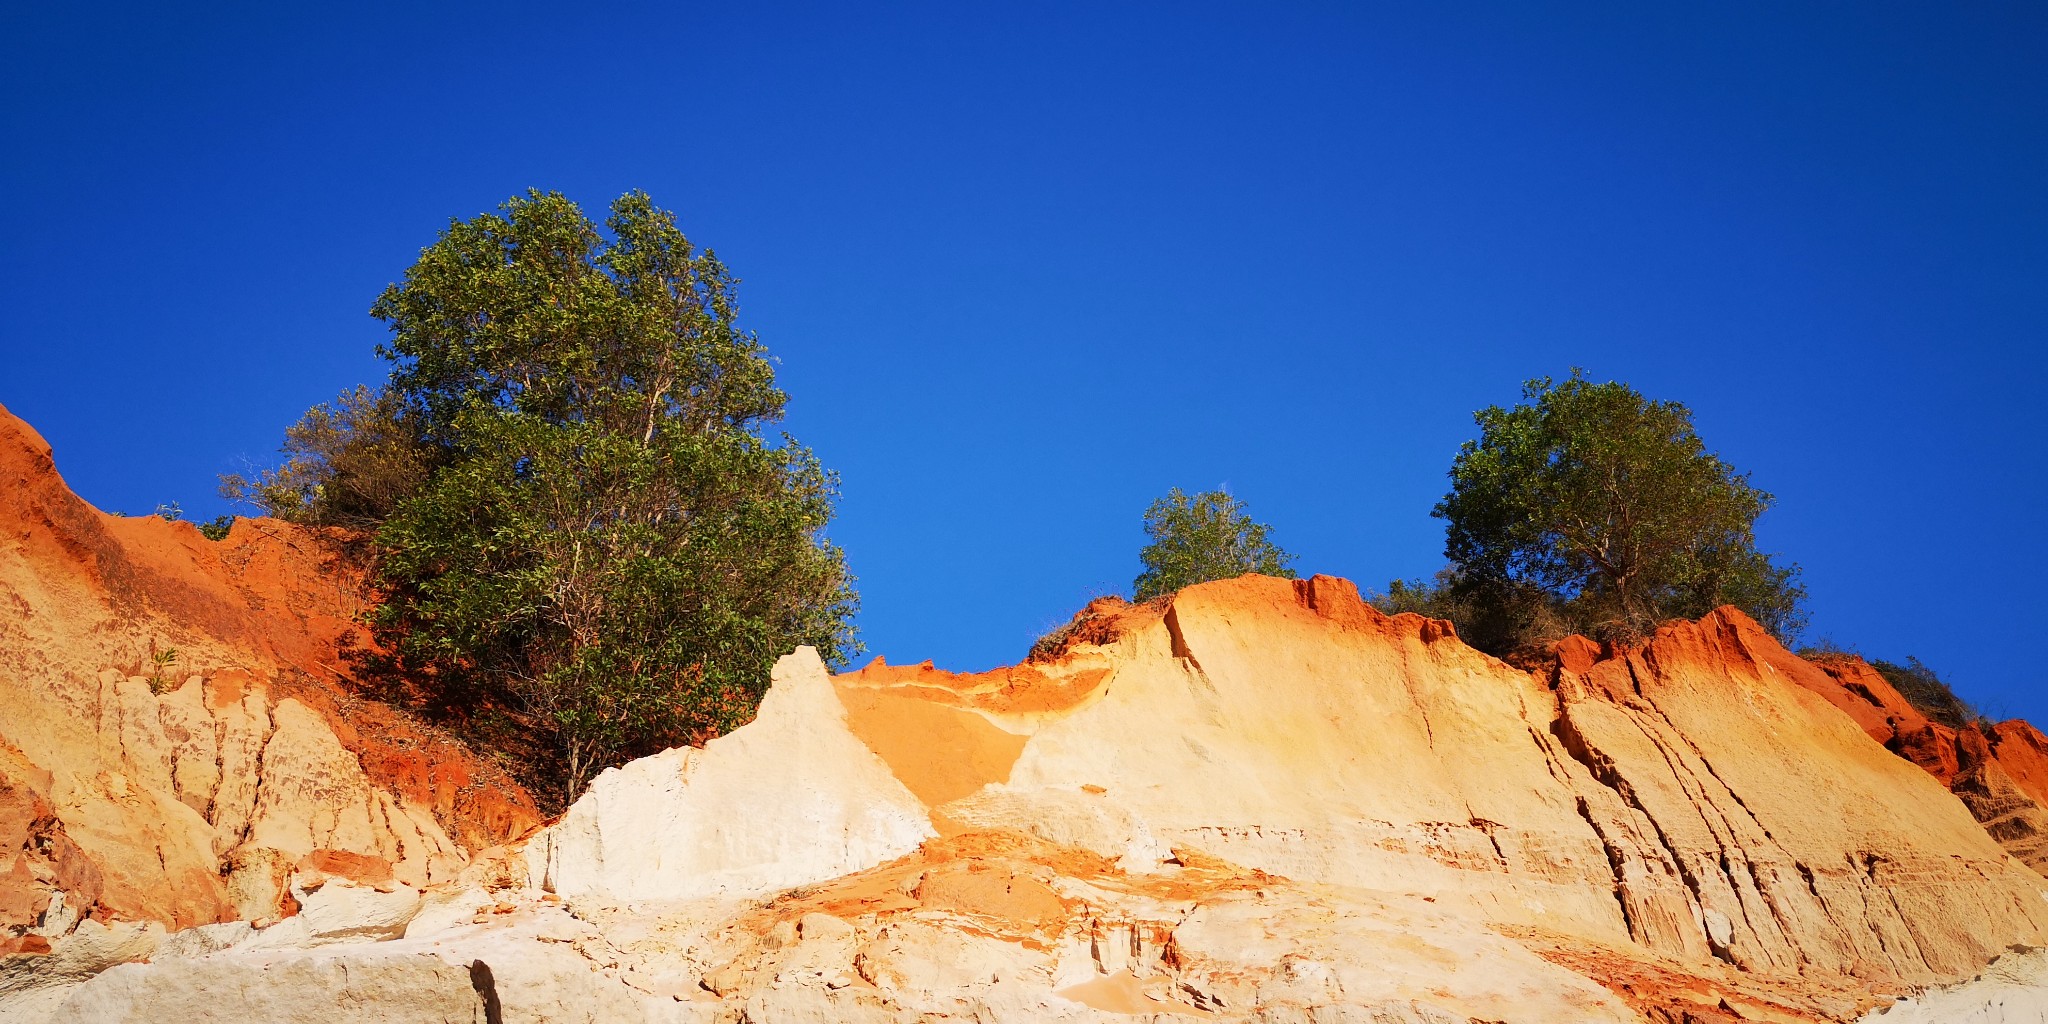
1133, 488, 1296, 601
220, 384, 432, 530
1367, 570, 1467, 621
1434, 370, 1806, 647
375, 410, 853, 798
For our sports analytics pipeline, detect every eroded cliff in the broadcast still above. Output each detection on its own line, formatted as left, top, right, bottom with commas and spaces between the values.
1793, 654, 2048, 873
5, 402, 2048, 1022
0, 403, 539, 945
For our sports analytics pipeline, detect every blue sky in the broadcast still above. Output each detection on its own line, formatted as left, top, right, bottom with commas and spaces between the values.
4, 3, 2044, 721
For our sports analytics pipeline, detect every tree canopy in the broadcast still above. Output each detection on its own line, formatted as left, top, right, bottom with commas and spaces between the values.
219, 384, 429, 531
232, 190, 857, 803
1430, 370, 1805, 649
1133, 488, 1296, 601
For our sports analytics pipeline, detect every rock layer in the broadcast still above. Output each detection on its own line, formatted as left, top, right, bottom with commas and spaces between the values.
0, 403, 538, 938
8, 390, 2048, 1021
528, 647, 936, 903
32, 576, 2048, 1022
1796, 655, 2048, 874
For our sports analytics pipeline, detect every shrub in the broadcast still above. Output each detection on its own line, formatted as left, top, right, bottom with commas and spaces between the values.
219, 384, 432, 530
1027, 618, 1086, 663
1367, 571, 1462, 620
1368, 570, 1573, 658
1132, 488, 1295, 601
1870, 656, 1982, 729
146, 643, 180, 696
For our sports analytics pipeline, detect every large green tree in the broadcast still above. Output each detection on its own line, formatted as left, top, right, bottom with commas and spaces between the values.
1133, 488, 1296, 601
237, 190, 857, 803
1433, 370, 1805, 647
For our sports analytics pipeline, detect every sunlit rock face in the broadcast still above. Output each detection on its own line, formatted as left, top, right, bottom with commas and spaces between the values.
1794, 649, 2048, 874
833, 577, 2048, 1001
526, 646, 938, 904
0, 403, 538, 944
8, 398, 2048, 1023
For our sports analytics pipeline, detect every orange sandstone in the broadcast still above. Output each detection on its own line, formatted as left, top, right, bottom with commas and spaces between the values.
0, 401, 538, 931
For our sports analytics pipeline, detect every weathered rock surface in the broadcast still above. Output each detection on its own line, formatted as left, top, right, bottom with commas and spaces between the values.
1855, 946, 2048, 1023
10, 396, 2048, 1021
528, 647, 936, 903
917, 578, 2048, 989
0, 404, 538, 948
1799, 654, 2048, 873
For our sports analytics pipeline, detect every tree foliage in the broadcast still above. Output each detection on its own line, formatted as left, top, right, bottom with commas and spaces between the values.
1366, 570, 1571, 655
233, 190, 857, 803
1367, 569, 1473, 623
220, 384, 432, 530
371, 190, 782, 446
374, 410, 852, 801
1432, 370, 1806, 650
1133, 488, 1295, 601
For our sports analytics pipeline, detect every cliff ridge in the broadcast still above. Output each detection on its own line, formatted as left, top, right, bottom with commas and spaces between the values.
5, 404, 2048, 1023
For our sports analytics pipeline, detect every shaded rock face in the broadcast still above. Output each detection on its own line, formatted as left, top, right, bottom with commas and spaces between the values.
1797, 654, 2048, 873
0, 403, 540, 937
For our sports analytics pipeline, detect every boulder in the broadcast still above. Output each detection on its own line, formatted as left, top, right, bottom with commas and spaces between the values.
527, 647, 935, 903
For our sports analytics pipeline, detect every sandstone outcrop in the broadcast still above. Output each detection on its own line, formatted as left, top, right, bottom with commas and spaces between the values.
9, 392, 2048, 1021
1797, 654, 2048, 873
1854, 946, 2048, 1023
24, 573, 2048, 1021
528, 646, 936, 903
0, 404, 538, 956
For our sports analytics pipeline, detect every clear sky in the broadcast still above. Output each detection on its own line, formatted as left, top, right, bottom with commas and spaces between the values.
4, 4, 2044, 721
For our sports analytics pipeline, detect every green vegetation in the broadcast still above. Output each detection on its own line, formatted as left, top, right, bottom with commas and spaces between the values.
220, 385, 428, 531
1871, 656, 1983, 729
1801, 644, 1988, 729
146, 643, 179, 695
1133, 488, 1295, 601
1373, 371, 1806, 656
231, 190, 857, 803
1129, 375, 1805, 663
144, 501, 233, 540
1366, 570, 1473, 623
